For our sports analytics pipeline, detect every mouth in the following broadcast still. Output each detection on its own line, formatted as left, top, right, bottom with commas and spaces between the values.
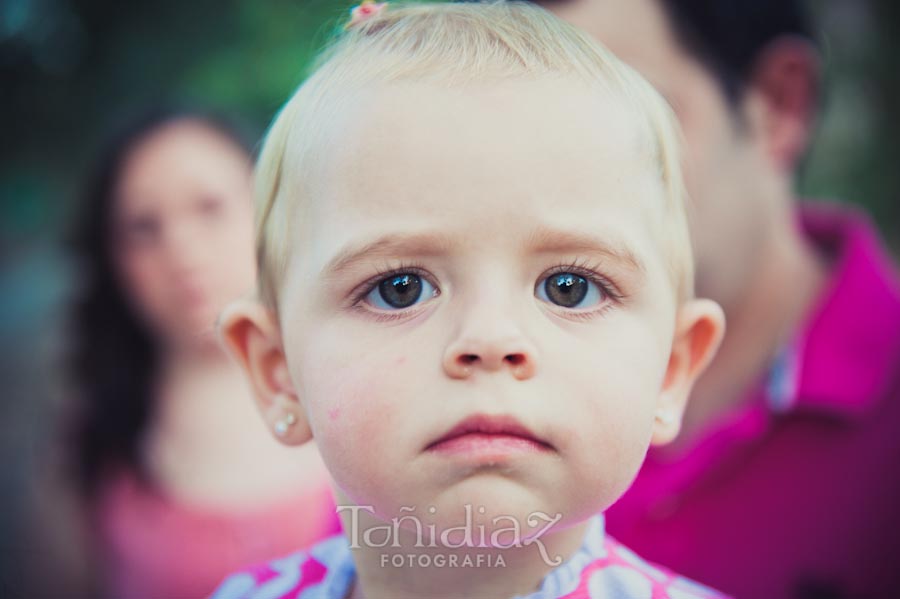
425, 413, 554, 457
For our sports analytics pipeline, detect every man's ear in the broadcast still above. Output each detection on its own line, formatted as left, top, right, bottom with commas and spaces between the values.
217, 298, 312, 446
652, 298, 726, 446
743, 35, 820, 173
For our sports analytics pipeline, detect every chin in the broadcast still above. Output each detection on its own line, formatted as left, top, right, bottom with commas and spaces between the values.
423, 478, 568, 539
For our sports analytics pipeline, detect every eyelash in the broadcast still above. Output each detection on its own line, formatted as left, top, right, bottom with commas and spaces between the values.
349, 260, 436, 323
542, 258, 624, 320
348, 258, 625, 322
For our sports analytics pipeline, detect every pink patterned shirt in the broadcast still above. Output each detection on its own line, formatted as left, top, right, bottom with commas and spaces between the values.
210, 515, 730, 599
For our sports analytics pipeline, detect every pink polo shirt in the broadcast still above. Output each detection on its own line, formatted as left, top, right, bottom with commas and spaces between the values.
606, 202, 900, 599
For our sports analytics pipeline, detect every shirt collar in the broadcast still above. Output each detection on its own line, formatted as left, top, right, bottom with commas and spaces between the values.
523, 515, 607, 599
310, 515, 610, 599
775, 202, 900, 419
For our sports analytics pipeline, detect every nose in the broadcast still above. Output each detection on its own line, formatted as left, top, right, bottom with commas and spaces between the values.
442, 311, 538, 381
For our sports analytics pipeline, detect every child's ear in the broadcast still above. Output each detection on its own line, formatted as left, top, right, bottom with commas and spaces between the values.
652, 298, 726, 446
217, 297, 312, 446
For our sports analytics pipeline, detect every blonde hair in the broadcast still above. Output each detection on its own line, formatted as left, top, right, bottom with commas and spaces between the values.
254, 1, 694, 309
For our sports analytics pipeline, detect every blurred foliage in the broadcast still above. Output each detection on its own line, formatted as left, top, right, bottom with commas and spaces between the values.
802, 0, 900, 249
1, 0, 348, 247
1, 0, 898, 249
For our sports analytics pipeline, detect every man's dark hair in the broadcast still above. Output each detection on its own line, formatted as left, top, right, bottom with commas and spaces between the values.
657, 0, 816, 105
530, 0, 817, 106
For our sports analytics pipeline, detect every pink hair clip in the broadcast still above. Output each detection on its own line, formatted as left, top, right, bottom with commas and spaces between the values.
346, 0, 388, 29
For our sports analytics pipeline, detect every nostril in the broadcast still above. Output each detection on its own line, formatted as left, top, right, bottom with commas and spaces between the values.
460, 354, 479, 365
505, 353, 526, 366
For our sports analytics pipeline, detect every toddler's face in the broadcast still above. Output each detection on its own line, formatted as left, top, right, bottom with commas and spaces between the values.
231, 77, 722, 539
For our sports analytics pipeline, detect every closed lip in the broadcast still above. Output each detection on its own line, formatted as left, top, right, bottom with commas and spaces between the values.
425, 413, 554, 452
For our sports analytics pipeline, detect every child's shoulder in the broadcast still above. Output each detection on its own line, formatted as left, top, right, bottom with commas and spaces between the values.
551, 534, 731, 599
209, 534, 353, 599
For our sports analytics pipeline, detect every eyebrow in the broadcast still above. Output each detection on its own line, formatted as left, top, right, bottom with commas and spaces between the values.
525, 226, 646, 274
321, 226, 645, 277
322, 232, 457, 278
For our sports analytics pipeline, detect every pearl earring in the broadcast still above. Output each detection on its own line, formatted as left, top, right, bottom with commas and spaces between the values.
274, 412, 297, 437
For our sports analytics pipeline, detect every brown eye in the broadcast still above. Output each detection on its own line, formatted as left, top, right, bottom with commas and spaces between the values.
537, 272, 604, 309
377, 274, 423, 308
364, 273, 437, 310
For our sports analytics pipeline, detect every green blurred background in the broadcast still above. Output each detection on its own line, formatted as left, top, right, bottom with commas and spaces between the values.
0, 0, 898, 595
2, 0, 899, 255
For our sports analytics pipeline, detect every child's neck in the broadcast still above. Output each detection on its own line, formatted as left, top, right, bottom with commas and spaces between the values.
341, 507, 590, 599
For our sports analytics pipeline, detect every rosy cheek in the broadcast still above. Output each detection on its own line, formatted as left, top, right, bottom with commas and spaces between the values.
293, 338, 416, 455
310, 361, 399, 438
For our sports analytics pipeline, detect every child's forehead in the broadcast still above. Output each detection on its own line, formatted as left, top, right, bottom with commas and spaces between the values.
296, 77, 662, 218
319, 77, 653, 169
279, 79, 670, 283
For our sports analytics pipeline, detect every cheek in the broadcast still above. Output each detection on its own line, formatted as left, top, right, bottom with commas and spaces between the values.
117, 251, 171, 320
311, 365, 396, 441
553, 316, 668, 507
290, 334, 419, 504
566, 345, 661, 448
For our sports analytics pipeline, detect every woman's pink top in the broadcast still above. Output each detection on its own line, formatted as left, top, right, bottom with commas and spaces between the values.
95, 470, 340, 599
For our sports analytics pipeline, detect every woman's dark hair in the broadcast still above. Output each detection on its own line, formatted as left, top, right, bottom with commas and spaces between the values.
67, 106, 255, 499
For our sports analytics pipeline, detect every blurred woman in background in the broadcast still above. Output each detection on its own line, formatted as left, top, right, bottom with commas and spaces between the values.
66, 108, 339, 598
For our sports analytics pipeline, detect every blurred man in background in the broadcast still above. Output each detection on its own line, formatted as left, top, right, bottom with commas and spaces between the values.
535, 1, 900, 598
